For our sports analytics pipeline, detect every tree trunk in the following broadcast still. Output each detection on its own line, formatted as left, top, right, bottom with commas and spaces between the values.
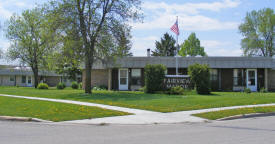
85, 56, 92, 94
31, 66, 39, 88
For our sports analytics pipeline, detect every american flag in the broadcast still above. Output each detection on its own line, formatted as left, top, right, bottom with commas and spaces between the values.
170, 20, 179, 36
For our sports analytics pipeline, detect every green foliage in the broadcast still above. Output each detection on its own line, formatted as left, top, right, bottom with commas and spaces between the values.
188, 63, 211, 94
179, 33, 207, 57
6, 7, 57, 88
168, 86, 185, 95
144, 64, 166, 93
152, 33, 176, 56
244, 88, 251, 93
57, 82, 66, 90
71, 82, 79, 89
138, 86, 146, 92
79, 83, 83, 89
260, 87, 268, 93
37, 83, 49, 89
239, 8, 275, 57
47, 0, 142, 93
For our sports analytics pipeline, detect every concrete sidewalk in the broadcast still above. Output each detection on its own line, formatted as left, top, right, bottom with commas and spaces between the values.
1, 94, 275, 125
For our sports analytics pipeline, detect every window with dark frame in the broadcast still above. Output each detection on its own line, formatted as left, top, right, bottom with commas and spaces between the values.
22, 76, 26, 83
210, 69, 218, 81
233, 69, 244, 86
131, 69, 141, 85
10, 76, 15, 82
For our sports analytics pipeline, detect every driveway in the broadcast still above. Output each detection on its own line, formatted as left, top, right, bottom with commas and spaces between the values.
1, 116, 275, 144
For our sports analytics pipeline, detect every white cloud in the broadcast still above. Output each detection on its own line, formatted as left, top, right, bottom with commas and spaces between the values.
132, 13, 239, 31
132, 0, 241, 31
201, 40, 242, 56
131, 36, 158, 56
142, 0, 240, 15
0, 3, 12, 19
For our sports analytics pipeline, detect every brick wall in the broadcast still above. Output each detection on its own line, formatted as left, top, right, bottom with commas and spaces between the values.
82, 69, 109, 88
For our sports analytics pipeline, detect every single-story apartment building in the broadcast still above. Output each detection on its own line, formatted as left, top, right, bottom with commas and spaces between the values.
0, 66, 77, 87
82, 56, 275, 92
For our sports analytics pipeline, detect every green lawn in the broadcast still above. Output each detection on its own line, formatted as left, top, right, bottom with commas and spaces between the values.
0, 96, 128, 122
193, 106, 275, 120
1, 86, 275, 112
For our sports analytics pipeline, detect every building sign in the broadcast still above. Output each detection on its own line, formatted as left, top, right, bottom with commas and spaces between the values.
164, 75, 191, 89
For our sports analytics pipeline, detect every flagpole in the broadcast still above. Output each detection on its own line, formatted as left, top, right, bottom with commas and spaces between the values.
176, 16, 179, 76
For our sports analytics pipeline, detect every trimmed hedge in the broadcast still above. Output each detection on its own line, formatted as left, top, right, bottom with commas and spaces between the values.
188, 63, 211, 95
71, 82, 79, 89
37, 83, 49, 89
144, 64, 166, 93
57, 82, 66, 90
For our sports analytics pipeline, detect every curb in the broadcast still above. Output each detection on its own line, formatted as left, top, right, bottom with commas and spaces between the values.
216, 112, 275, 121
0, 116, 52, 123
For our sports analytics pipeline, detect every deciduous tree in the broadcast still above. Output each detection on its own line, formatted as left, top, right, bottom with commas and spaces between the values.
6, 8, 56, 88
179, 33, 206, 57
239, 8, 275, 57
48, 0, 141, 93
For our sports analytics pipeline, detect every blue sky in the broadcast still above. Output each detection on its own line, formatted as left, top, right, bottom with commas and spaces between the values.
0, 0, 275, 61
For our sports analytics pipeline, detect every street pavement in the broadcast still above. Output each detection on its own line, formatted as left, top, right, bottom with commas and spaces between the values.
1, 116, 275, 144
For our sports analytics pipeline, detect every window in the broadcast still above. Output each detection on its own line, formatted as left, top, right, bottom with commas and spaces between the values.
21, 76, 26, 83
233, 69, 244, 86
131, 69, 141, 85
10, 76, 15, 82
210, 69, 218, 81
27, 76, 32, 84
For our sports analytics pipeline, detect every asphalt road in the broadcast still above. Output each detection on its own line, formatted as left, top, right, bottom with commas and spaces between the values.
1, 116, 275, 144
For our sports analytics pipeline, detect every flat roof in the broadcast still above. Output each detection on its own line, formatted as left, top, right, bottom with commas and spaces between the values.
107, 56, 275, 69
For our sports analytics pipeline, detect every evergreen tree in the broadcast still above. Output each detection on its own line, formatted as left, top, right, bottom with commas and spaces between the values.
152, 33, 176, 56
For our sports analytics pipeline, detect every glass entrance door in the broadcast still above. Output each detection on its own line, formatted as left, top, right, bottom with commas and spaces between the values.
119, 69, 128, 90
246, 69, 257, 92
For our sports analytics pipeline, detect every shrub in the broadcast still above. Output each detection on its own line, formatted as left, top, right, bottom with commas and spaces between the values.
92, 86, 105, 91
260, 87, 267, 93
169, 86, 185, 95
188, 63, 211, 95
71, 82, 79, 89
99, 85, 108, 90
144, 64, 166, 93
79, 83, 83, 89
37, 83, 49, 89
244, 88, 251, 93
138, 86, 146, 92
57, 82, 66, 90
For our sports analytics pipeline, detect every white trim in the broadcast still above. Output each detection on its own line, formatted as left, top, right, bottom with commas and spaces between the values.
119, 68, 128, 91
246, 69, 257, 92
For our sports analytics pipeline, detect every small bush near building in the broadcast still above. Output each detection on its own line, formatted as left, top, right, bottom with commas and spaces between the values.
92, 86, 106, 91
79, 83, 83, 89
99, 85, 108, 90
260, 87, 267, 93
188, 63, 211, 95
37, 83, 49, 89
168, 86, 185, 95
244, 88, 251, 93
57, 82, 66, 90
144, 64, 166, 93
71, 82, 79, 89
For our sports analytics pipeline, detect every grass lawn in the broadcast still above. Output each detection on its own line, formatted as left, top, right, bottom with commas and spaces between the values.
0, 96, 129, 122
193, 106, 275, 120
1, 86, 275, 112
